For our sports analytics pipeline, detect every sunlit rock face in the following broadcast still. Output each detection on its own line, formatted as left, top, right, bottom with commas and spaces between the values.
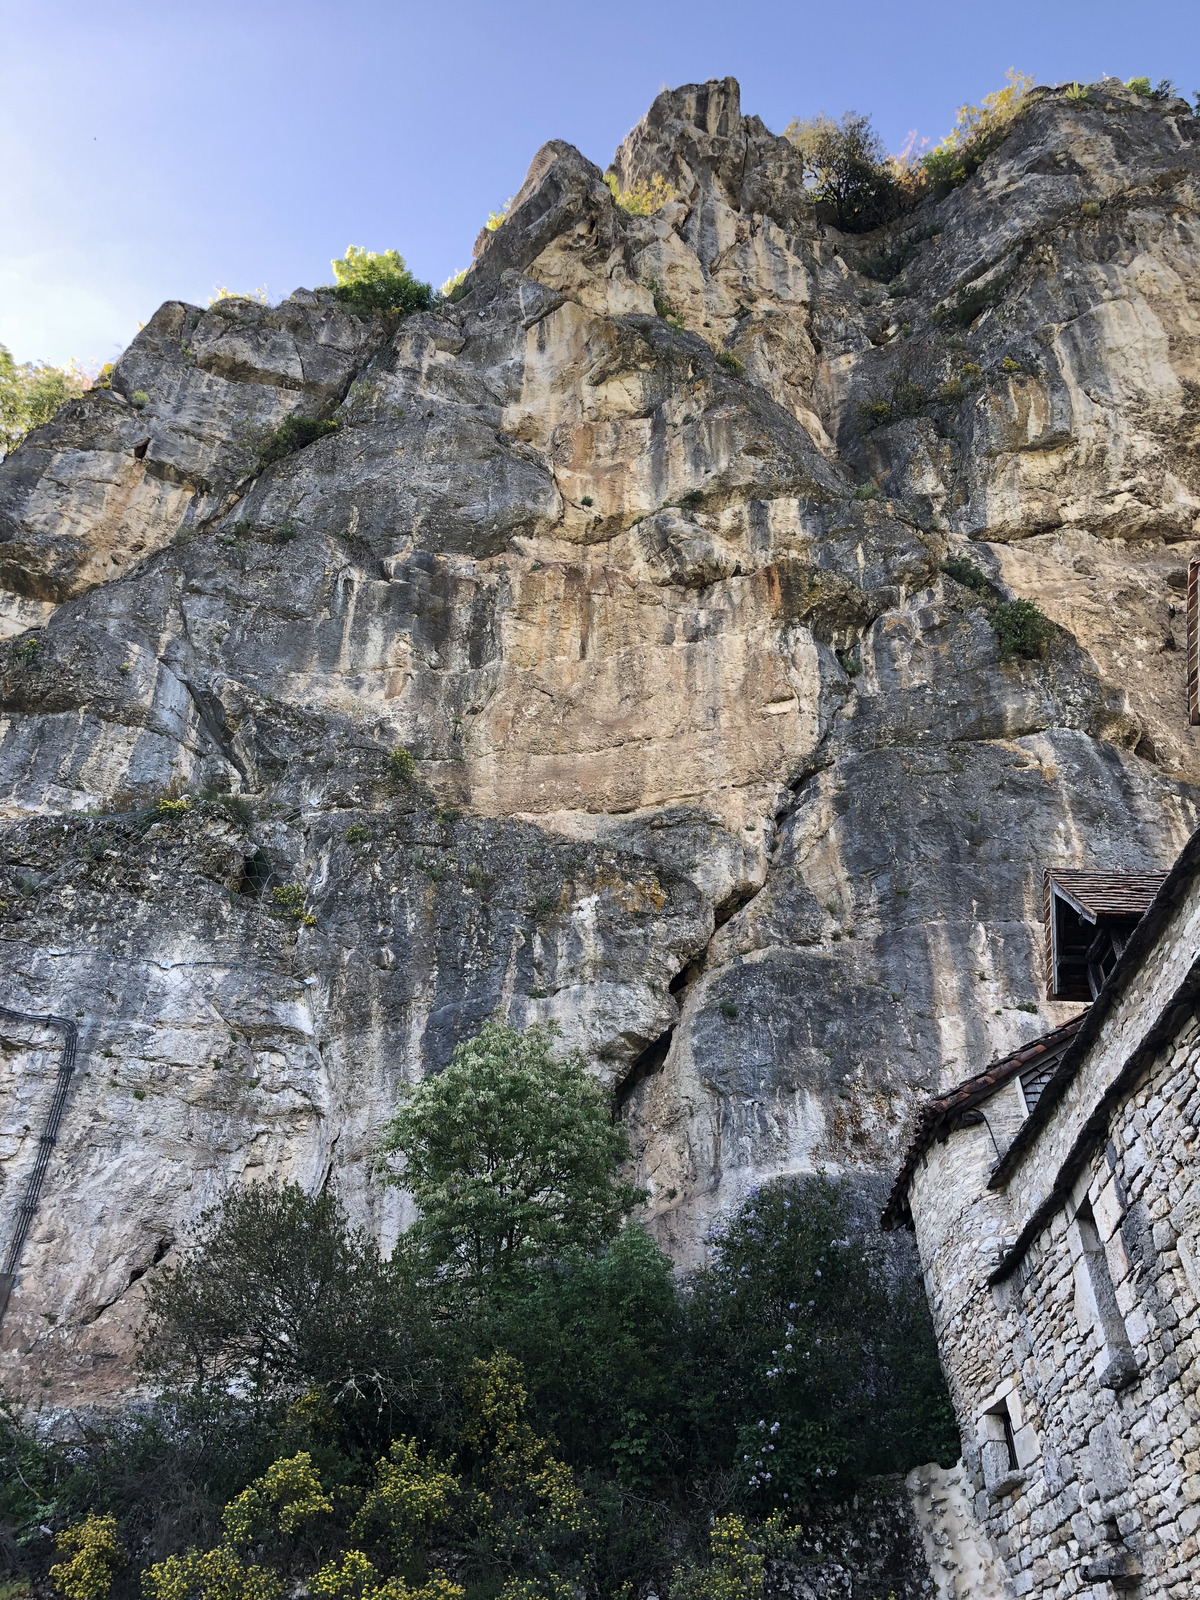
2, 74, 1199, 1401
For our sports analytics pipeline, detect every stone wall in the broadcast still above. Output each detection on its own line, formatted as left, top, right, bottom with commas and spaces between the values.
767, 1476, 935, 1600
908, 889, 1200, 1596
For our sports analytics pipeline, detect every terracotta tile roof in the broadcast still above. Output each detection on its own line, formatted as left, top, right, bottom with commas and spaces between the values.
881, 1013, 1089, 1229
1046, 870, 1167, 922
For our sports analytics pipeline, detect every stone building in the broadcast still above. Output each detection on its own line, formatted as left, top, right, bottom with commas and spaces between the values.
885, 831, 1200, 1598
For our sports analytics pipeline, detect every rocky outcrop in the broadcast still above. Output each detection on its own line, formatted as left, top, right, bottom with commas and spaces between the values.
2, 75, 1199, 1401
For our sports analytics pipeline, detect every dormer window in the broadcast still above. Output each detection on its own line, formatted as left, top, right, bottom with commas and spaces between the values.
1043, 870, 1166, 1001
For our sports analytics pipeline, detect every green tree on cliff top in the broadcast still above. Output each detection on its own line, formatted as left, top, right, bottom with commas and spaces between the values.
0, 344, 92, 458
329, 247, 432, 315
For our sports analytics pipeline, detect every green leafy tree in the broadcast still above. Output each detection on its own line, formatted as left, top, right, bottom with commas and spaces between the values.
0, 343, 92, 458
137, 1182, 432, 1423
329, 248, 432, 316
687, 1175, 958, 1503
375, 1022, 645, 1289
480, 1222, 685, 1484
784, 112, 899, 232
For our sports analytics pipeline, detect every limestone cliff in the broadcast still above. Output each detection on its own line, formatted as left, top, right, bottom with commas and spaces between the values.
2, 75, 1199, 1404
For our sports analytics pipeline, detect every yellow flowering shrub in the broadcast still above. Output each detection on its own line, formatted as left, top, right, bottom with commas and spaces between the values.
310, 1550, 381, 1600
49, 1515, 123, 1600
520, 1457, 586, 1537
376, 1580, 465, 1600
462, 1354, 590, 1560
222, 1451, 333, 1543
462, 1354, 542, 1483
141, 1546, 282, 1600
349, 1437, 460, 1551
669, 1515, 766, 1600
603, 172, 678, 215
497, 1578, 576, 1600
310, 1552, 463, 1600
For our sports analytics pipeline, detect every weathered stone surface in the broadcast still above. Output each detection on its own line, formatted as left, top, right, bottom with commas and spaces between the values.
902, 833, 1200, 1597
0, 295, 374, 603
2, 74, 1200, 1400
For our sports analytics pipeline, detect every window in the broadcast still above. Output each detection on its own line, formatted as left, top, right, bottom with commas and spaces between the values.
1043, 869, 1166, 1000
979, 1397, 1024, 1497
1073, 1200, 1137, 1391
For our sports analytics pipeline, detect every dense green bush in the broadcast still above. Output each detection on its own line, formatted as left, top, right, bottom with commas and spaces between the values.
941, 560, 1052, 659
5, 1023, 960, 1599
784, 111, 901, 232
685, 1176, 958, 1503
138, 1184, 451, 1451
480, 1223, 686, 1484
257, 415, 340, 469
991, 597, 1052, 659
0, 343, 92, 458
329, 248, 432, 316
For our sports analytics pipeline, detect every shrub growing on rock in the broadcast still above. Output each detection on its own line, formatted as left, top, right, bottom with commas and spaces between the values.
329, 248, 432, 316
257, 415, 340, 470
920, 70, 1035, 192
785, 112, 901, 232
941, 561, 1052, 659
991, 597, 1052, 660
605, 172, 678, 215
387, 747, 416, 785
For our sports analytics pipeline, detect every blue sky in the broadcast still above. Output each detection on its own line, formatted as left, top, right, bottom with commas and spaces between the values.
3, 0, 1197, 367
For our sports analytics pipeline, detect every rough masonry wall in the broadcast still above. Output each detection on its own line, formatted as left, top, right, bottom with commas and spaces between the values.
911, 1004, 1200, 1598
2, 76, 1200, 1399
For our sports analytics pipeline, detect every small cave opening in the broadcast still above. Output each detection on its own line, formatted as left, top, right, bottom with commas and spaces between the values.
127, 1236, 174, 1288
669, 955, 704, 995
712, 882, 760, 930
615, 1024, 676, 1114
133, 438, 150, 460
237, 848, 274, 896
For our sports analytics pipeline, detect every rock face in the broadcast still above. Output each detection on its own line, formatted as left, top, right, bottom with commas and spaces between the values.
2, 75, 1200, 1401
